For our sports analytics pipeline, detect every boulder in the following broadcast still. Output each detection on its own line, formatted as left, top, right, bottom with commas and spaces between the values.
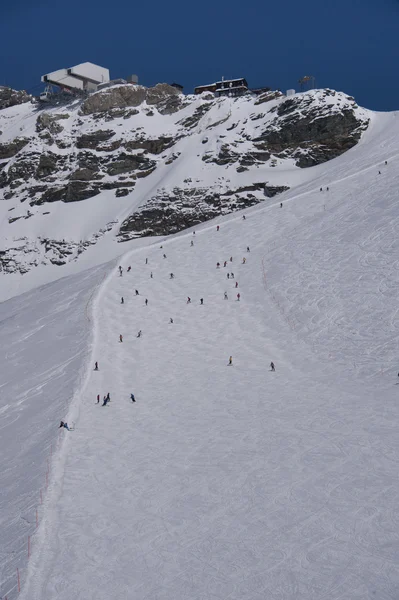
146, 83, 180, 106
0, 138, 29, 159
76, 130, 116, 149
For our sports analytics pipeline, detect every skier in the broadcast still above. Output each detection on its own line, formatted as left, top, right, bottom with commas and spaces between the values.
228, 356, 233, 366
163, 254, 167, 259
145, 258, 148, 264
119, 265, 123, 276
230, 257, 233, 262
191, 240, 194, 247
227, 273, 230, 279
127, 266, 131, 272
242, 257, 246, 264
94, 361, 98, 371
235, 281, 238, 288
150, 272, 153, 278
224, 292, 228, 300
217, 225, 220, 231
130, 393, 136, 403
216, 262, 220, 268
97, 394, 100, 404
280, 203, 283, 208
145, 298, 148, 306
270, 361, 275, 372
102, 397, 109, 406
320, 187, 323, 192
246, 246, 250, 252
200, 298, 204, 305
224, 261, 227, 267
106, 393, 110, 401
242, 215, 246, 220
119, 334, 123, 343
170, 318, 174, 324
237, 293, 240, 301
121, 297, 124, 304
193, 231, 196, 235
170, 273, 175, 279
326, 187, 329, 191
135, 290, 139, 296
385, 161, 388, 165
378, 171, 381, 175
231, 273, 234, 278
59, 421, 71, 430
137, 330, 142, 338
187, 297, 191, 304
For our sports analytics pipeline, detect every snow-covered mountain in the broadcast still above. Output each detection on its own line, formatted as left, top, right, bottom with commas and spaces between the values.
1, 82, 399, 600
0, 83, 369, 291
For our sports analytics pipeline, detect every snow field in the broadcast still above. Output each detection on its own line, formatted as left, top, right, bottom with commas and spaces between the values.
0, 264, 111, 600
21, 159, 399, 599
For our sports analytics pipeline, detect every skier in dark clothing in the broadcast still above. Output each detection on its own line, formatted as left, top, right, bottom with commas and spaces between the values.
96, 395, 100, 404
119, 334, 123, 342
246, 246, 250, 252
227, 273, 230, 279
200, 298, 204, 305
187, 297, 191, 304
191, 240, 194, 247
170, 318, 174, 324
216, 262, 220, 268
270, 362, 275, 372
137, 330, 142, 338
130, 393, 136, 402
94, 362, 98, 370
217, 225, 220, 231
163, 254, 167, 259
127, 266, 131, 272
106, 393, 110, 401
145, 258, 148, 264
59, 421, 71, 430
280, 203, 283, 208
121, 297, 124, 304
135, 290, 139, 296
145, 299, 148, 306
231, 273, 234, 278
102, 397, 109, 406
170, 273, 175, 279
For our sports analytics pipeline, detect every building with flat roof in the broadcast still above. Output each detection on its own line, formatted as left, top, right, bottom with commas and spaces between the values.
195, 77, 248, 97
41, 62, 110, 92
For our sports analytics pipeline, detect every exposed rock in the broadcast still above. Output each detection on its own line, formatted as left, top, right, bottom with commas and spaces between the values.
146, 83, 180, 106
124, 136, 176, 155
115, 188, 130, 197
157, 95, 185, 116
253, 90, 369, 167
178, 103, 213, 129
36, 113, 70, 134
0, 138, 29, 159
202, 144, 240, 166
69, 168, 101, 181
254, 90, 284, 105
106, 153, 156, 176
81, 85, 147, 115
0, 87, 31, 110
76, 130, 116, 149
65, 181, 100, 202
36, 153, 61, 179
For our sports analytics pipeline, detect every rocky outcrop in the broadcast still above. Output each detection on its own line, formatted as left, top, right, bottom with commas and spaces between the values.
76, 130, 116, 149
118, 182, 289, 240
80, 83, 180, 115
36, 113, 70, 134
124, 136, 177, 155
0, 138, 29, 159
253, 89, 369, 167
0, 87, 31, 110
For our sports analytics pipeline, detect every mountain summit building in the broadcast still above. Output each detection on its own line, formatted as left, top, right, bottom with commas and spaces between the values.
41, 62, 110, 93
194, 78, 248, 97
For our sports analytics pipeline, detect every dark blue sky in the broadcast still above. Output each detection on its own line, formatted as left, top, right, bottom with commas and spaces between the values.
1, 0, 398, 110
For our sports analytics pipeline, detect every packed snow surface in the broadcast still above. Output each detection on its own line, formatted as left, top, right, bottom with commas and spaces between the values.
1, 106, 399, 599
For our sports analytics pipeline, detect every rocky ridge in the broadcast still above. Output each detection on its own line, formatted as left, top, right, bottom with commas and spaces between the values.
0, 84, 370, 274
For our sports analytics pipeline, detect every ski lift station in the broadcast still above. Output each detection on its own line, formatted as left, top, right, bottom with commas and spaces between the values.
41, 62, 110, 93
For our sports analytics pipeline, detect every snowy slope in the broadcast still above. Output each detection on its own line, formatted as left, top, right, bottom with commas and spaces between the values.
6, 105, 398, 600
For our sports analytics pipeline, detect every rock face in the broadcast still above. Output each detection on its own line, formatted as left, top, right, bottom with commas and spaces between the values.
80, 83, 180, 115
0, 87, 31, 110
253, 89, 368, 167
0, 84, 371, 274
